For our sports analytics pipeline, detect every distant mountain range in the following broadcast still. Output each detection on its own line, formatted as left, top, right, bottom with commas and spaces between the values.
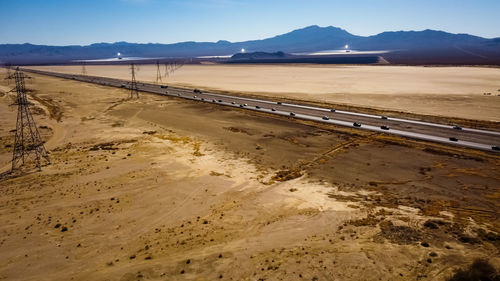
1, 25, 499, 65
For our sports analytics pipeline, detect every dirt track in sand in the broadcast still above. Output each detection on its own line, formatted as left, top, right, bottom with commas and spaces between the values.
0, 72, 499, 280
28, 64, 500, 122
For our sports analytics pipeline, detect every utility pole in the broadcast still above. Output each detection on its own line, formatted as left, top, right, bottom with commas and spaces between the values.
129, 63, 139, 99
155, 60, 162, 84
8, 67, 50, 172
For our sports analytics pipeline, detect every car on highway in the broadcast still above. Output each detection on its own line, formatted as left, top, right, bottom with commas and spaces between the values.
231, 102, 236, 105
120, 84, 126, 88
218, 99, 223, 102
243, 103, 248, 107
353, 122, 361, 127
201, 98, 205, 101
212, 99, 217, 102
492, 146, 500, 151
277, 102, 282, 105
330, 109, 336, 112
255, 105, 261, 109
453, 126, 462, 130
290, 112, 296, 116
322, 116, 329, 120
381, 116, 388, 120
381, 125, 390, 130
449, 137, 458, 142
193, 95, 197, 98
160, 85, 168, 89
239, 104, 244, 108
271, 108, 276, 111
194, 89, 202, 94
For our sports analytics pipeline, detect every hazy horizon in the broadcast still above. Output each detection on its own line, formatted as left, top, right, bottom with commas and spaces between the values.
1, 24, 498, 47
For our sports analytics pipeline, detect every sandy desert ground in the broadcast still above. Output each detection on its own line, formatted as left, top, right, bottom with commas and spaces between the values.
28, 64, 500, 122
0, 71, 499, 280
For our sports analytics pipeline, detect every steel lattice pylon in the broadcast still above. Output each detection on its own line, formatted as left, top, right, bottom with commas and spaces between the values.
81, 62, 87, 76
9, 68, 50, 172
155, 60, 162, 84
129, 63, 139, 98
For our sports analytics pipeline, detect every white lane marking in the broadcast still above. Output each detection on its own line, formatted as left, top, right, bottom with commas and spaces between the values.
162, 87, 500, 137
24, 69, 500, 149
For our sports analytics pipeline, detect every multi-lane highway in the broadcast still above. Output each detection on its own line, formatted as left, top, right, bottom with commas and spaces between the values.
22, 68, 500, 152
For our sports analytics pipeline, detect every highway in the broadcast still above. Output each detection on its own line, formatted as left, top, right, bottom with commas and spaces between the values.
22, 68, 500, 152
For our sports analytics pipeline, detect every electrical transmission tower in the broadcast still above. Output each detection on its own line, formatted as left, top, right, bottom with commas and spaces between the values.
163, 60, 185, 78
164, 63, 170, 78
8, 68, 50, 172
5, 63, 12, 85
81, 62, 87, 76
129, 63, 139, 98
155, 60, 162, 84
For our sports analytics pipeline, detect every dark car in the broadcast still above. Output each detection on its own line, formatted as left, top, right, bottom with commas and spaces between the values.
212, 99, 217, 102
353, 122, 361, 127
120, 84, 126, 88
381, 116, 388, 120
218, 99, 223, 102
201, 98, 205, 101
239, 104, 244, 108
492, 146, 500, 151
160, 85, 168, 89
277, 102, 282, 105
449, 137, 459, 142
453, 125, 462, 130
381, 125, 390, 130
271, 108, 276, 111
231, 101, 235, 105
290, 112, 296, 116
322, 116, 329, 120
194, 89, 201, 94
330, 109, 336, 112
255, 105, 261, 109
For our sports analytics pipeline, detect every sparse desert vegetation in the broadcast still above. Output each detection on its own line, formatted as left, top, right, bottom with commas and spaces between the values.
0, 71, 498, 280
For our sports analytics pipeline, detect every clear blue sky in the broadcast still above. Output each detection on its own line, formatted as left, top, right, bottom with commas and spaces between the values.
1, 0, 499, 45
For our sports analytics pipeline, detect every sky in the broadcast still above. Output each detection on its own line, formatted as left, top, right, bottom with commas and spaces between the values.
1, 0, 500, 45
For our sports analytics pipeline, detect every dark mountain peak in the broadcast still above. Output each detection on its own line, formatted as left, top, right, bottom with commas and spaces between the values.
285, 25, 352, 36
299, 25, 321, 30
1, 25, 499, 65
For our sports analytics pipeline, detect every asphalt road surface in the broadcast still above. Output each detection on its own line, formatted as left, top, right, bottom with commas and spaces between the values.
21, 68, 500, 153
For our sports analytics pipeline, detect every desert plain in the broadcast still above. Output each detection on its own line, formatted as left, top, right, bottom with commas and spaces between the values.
29, 64, 500, 122
0, 66, 499, 281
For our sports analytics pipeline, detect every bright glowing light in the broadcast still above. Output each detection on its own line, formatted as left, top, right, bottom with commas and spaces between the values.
344, 45, 349, 49
241, 48, 245, 53
117, 52, 121, 56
